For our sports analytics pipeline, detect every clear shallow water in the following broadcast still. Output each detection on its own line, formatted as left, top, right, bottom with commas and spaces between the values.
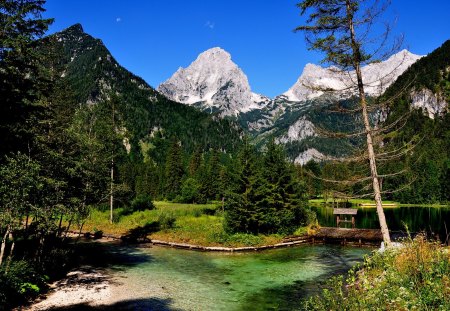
106, 245, 371, 310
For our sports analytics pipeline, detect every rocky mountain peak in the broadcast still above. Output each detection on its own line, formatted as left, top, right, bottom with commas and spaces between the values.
158, 47, 269, 116
282, 50, 422, 102
197, 47, 232, 61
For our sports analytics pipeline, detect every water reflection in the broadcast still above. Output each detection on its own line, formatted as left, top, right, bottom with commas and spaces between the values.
311, 205, 450, 242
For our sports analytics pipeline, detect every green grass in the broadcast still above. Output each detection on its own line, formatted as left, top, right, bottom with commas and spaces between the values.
80, 201, 285, 247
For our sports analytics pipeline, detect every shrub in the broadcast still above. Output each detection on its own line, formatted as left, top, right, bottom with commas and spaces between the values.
178, 178, 200, 203
0, 261, 46, 309
158, 212, 176, 230
201, 207, 217, 216
130, 194, 155, 212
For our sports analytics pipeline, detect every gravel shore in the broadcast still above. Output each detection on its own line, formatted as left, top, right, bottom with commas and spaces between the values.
27, 266, 114, 310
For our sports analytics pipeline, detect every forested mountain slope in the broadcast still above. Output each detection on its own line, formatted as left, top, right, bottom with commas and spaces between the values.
380, 40, 450, 203
41, 24, 243, 157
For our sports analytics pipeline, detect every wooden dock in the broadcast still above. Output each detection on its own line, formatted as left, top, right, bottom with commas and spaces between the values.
313, 227, 382, 246
284, 227, 383, 247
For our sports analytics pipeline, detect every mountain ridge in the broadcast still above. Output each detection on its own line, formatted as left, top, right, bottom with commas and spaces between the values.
42, 24, 244, 156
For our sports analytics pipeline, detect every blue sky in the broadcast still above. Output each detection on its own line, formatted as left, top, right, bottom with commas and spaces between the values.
43, 0, 450, 98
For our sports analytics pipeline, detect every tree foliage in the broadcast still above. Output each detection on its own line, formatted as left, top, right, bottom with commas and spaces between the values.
225, 140, 308, 234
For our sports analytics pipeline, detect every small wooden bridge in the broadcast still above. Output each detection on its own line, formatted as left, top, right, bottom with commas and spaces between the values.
314, 227, 382, 246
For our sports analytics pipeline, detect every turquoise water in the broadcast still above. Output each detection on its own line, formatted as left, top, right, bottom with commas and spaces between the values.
107, 245, 371, 310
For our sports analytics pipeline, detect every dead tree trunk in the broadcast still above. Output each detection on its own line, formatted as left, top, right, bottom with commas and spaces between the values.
5, 232, 15, 274
0, 225, 10, 266
347, 0, 391, 246
109, 159, 114, 224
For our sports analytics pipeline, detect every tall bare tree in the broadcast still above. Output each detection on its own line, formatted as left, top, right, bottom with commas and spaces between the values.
295, 0, 409, 246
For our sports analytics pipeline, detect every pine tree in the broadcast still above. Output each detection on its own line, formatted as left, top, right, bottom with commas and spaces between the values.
207, 149, 221, 200
258, 140, 307, 234
0, 0, 53, 156
188, 148, 202, 177
224, 140, 262, 233
225, 140, 308, 234
164, 138, 185, 200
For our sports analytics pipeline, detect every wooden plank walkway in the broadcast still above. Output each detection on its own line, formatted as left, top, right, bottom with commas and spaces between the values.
313, 227, 382, 241
283, 227, 383, 247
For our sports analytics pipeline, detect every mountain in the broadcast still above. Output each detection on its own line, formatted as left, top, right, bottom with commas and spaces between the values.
41, 24, 243, 156
379, 40, 450, 203
282, 50, 421, 102
383, 41, 450, 119
158, 47, 422, 163
238, 50, 422, 163
157, 47, 269, 116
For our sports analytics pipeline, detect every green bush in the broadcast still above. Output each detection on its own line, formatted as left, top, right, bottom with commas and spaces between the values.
0, 261, 46, 309
130, 194, 155, 212
178, 178, 201, 203
121, 221, 160, 243
158, 212, 176, 230
112, 207, 126, 222
93, 228, 103, 239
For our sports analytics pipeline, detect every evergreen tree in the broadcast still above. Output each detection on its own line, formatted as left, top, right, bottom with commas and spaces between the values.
207, 149, 221, 200
225, 140, 308, 234
164, 138, 185, 200
0, 0, 53, 156
224, 140, 262, 233
188, 148, 202, 177
258, 140, 307, 234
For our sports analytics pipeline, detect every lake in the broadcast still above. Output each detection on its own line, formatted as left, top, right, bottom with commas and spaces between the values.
311, 204, 450, 242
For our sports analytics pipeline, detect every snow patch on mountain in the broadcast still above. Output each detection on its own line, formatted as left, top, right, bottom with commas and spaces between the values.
158, 47, 269, 116
283, 50, 422, 102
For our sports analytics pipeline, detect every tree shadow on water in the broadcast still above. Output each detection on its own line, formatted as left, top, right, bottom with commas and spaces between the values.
46, 298, 182, 311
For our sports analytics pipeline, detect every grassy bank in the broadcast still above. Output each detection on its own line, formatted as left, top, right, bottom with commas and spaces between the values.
80, 202, 285, 247
304, 236, 450, 310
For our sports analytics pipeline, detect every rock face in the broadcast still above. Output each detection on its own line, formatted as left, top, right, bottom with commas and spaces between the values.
158, 47, 269, 116
294, 148, 327, 165
410, 88, 448, 118
282, 50, 422, 102
276, 116, 315, 144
